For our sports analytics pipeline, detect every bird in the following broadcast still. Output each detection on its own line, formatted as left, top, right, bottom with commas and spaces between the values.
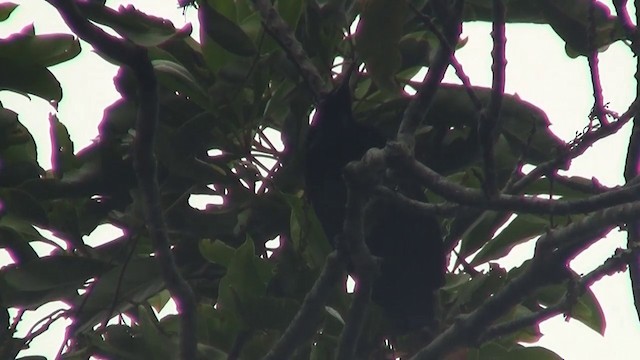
304, 70, 446, 332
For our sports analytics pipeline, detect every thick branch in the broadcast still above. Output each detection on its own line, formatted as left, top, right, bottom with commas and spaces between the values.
410, 201, 640, 359
46, 1, 196, 358
622, 0, 640, 321
480, 247, 635, 343
335, 159, 379, 360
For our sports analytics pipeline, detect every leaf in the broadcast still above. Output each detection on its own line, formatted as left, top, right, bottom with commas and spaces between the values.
0, 256, 112, 309
199, 2, 257, 57
71, 257, 165, 335
573, 285, 606, 335
538, 0, 624, 57
0, 256, 110, 292
458, 211, 511, 259
535, 282, 605, 335
217, 239, 275, 314
0, 226, 39, 264
476, 342, 562, 360
324, 306, 345, 325
199, 238, 236, 267
471, 214, 548, 266
152, 59, 210, 109
147, 289, 171, 313
49, 114, 77, 176
0, 25, 81, 67
356, 0, 406, 91
0, 3, 18, 22
138, 305, 177, 360
0, 61, 62, 101
283, 193, 332, 270
78, 2, 192, 47
276, 0, 304, 30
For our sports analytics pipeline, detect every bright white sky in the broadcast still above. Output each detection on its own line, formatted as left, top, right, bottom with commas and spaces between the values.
1, 0, 640, 359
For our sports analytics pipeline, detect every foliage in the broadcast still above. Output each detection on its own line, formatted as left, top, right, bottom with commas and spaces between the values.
0, 0, 637, 359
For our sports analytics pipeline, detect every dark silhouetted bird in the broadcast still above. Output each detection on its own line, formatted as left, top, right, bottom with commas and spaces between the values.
305, 74, 445, 332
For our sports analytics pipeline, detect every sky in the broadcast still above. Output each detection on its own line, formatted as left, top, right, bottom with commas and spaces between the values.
1, 0, 639, 359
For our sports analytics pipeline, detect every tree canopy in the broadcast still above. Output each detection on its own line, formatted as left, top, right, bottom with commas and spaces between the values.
0, 0, 639, 359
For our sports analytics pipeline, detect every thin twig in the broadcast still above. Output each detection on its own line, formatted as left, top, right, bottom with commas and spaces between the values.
250, 0, 327, 101
398, 0, 464, 145
406, 0, 483, 110
587, 0, 608, 126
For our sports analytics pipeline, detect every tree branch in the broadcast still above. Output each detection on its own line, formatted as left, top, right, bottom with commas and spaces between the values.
335, 156, 381, 360
46, 2, 197, 359
388, 143, 640, 215
410, 200, 640, 359
480, 247, 635, 343
406, 1, 483, 111
250, 0, 327, 100
478, 0, 506, 196
262, 251, 346, 360
398, 0, 463, 145
622, 0, 640, 322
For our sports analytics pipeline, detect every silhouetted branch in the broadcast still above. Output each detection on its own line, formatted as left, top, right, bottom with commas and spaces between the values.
46, 2, 197, 359
335, 156, 382, 360
407, 1, 482, 110
623, 6, 640, 322
613, 0, 640, 55
387, 140, 640, 215
587, 0, 608, 126
480, 247, 635, 343
478, 0, 506, 197
262, 251, 346, 360
398, 0, 464, 145
410, 200, 640, 359
510, 96, 640, 194
250, 0, 327, 100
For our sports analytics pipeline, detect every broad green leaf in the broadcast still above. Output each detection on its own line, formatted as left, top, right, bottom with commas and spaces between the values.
216, 238, 276, 318
49, 114, 77, 176
0, 3, 18, 22
71, 257, 165, 335
0, 256, 109, 292
283, 193, 332, 270
152, 59, 210, 109
276, 0, 304, 30
538, 0, 624, 57
475, 342, 562, 360
0, 61, 62, 101
0, 226, 38, 264
147, 289, 172, 313
0, 188, 47, 225
458, 211, 511, 259
535, 281, 605, 335
0, 25, 80, 67
356, 0, 406, 91
199, 3, 256, 57
79, 2, 192, 47
471, 214, 548, 266
199, 238, 236, 267
138, 305, 177, 360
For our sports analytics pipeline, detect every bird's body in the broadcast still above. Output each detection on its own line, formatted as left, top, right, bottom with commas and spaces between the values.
305, 77, 445, 331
